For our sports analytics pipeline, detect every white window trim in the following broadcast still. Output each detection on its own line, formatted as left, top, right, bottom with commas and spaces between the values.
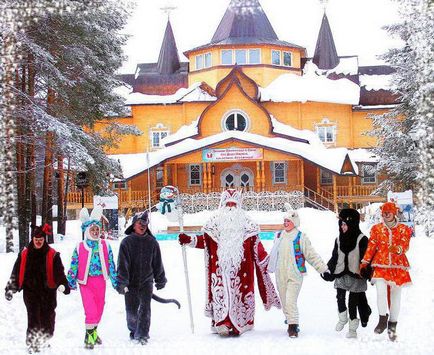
271, 49, 293, 67
195, 52, 212, 70
248, 48, 261, 64
113, 180, 127, 190
221, 48, 262, 65
271, 49, 281, 66
283, 51, 292, 67
188, 164, 202, 186
221, 110, 250, 132
360, 163, 377, 184
221, 49, 233, 65
150, 129, 169, 148
271, 161, 287, 184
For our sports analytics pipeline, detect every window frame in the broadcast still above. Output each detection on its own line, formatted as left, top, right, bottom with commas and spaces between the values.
271, 161, 287, 184
151, 129, 169, 148
221, 49, 233, 65
320, 169, 333, 185
188, 164, 202, 186
113, 180, 127, 190
283, 51, 292, 67
195, 52, 212, 70
360, 163, 377, 184
248, 48, 261, 64
316, 125, 336, 144
221, 110, 250, 132
271, 49, 281, 65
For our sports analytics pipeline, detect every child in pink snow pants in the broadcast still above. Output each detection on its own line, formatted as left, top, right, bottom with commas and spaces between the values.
67, 207, 118, 349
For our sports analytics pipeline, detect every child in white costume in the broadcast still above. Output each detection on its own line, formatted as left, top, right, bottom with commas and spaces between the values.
268, 208, 330, 337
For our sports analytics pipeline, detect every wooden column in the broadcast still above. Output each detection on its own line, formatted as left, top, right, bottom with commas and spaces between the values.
316, 167, 321, 193
202, 163, 208, 193
173, 164, 178, 188
127, 181, 132, 209
261, 161, 266, 191
207, 163, 212, 191
163, 164, 168, 186
256, 161, 261, 192
348, 175, 353, 208
332, 175, 338, 212
300, 160, 305, 190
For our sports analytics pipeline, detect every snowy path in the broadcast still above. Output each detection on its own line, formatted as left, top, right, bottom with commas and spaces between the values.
1, 209, 433, 354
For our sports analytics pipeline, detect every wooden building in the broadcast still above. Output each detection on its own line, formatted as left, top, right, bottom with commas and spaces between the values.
68, 0, 397, 213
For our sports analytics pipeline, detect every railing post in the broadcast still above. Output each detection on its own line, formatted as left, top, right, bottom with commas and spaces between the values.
332, 175, 338, 212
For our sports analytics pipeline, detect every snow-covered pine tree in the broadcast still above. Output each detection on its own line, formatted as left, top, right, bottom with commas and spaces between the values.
11, 0, 140, 246
371, 0, 434, 236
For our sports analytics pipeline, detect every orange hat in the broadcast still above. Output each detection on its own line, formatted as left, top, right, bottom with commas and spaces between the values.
380, 202, 399, 215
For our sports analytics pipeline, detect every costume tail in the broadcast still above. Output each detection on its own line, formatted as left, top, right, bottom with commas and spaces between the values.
152, 294, 181, 309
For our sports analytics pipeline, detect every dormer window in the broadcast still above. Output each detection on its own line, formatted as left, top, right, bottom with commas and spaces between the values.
222, 111, 249, 132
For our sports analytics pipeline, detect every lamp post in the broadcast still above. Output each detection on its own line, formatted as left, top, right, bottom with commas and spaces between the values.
76, 171, 89, 240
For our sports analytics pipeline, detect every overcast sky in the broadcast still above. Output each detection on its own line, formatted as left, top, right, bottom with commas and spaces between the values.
120, 0, 402, 73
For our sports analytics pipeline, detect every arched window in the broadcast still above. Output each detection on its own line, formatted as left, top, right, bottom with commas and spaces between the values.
222, 111, 249, 132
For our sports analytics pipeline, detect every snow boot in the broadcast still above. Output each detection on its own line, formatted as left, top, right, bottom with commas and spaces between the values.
84, 329, 96, 350
129, 332, 135, 341
336, 311, 348, 332
216, 325, 230, 337
374, 314, 389, 334
93, 327, 102, 345
287, 324, 299, 338
346, 318, 359, 338
387, 321, 398, 341
360, 304, 372, 328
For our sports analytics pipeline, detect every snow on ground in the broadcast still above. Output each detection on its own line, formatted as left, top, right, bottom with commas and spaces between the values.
1, 208, 433, 354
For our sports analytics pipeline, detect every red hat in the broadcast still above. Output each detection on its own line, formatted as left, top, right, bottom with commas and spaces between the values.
380, 202, 399, 216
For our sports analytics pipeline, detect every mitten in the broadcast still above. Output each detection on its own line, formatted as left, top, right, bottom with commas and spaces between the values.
321, 271, 335, 282
178, 233, 192, 245
5, 290, 13, 301
155, 283, 165, 290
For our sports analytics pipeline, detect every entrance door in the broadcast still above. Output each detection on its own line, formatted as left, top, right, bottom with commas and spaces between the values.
220, 165, 254, 189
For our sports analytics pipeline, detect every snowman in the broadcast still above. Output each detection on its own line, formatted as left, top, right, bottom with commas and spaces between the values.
157, 185, 180, 222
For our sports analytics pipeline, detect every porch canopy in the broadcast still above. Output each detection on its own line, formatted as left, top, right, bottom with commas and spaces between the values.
110, 130, 358, 181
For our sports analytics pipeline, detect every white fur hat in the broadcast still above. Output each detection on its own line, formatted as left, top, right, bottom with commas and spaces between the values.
283, 203, 300, 228
219, 189, 242, 208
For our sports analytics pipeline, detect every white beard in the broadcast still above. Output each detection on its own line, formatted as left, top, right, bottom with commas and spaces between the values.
214, 207, 248, 273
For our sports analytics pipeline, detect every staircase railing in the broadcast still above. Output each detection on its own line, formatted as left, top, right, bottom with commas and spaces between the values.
304, 186, 336, 212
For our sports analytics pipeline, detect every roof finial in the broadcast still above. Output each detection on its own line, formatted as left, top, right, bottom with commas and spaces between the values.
320, 0, 329, 13
160, 2, 177, 20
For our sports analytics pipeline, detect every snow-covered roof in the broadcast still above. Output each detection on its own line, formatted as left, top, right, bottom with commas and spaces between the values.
353, 104, 398, 110
306, 57, 359, 76
161, 114, 325, 147
270, 115, 324, 147
260, 72, 360, 105
161, 118, 199, 146
125, 82, 216, 105
111, 131, 357, 180
359, 74, 394, 91
348, 148, 379, 163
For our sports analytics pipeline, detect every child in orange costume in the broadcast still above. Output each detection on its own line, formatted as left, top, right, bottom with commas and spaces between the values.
360, 202, 412, 341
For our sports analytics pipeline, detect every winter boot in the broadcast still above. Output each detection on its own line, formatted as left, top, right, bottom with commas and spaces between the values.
387, 321, 398, 341
84, 329, 96, 350
336, 311, 348, 332
216, 325, 230, 337
374, 314, 389, 334
346, 318, 359, 338
93, 327, 102, 345
360, 304, 372, 328
287, 324, 299, 338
